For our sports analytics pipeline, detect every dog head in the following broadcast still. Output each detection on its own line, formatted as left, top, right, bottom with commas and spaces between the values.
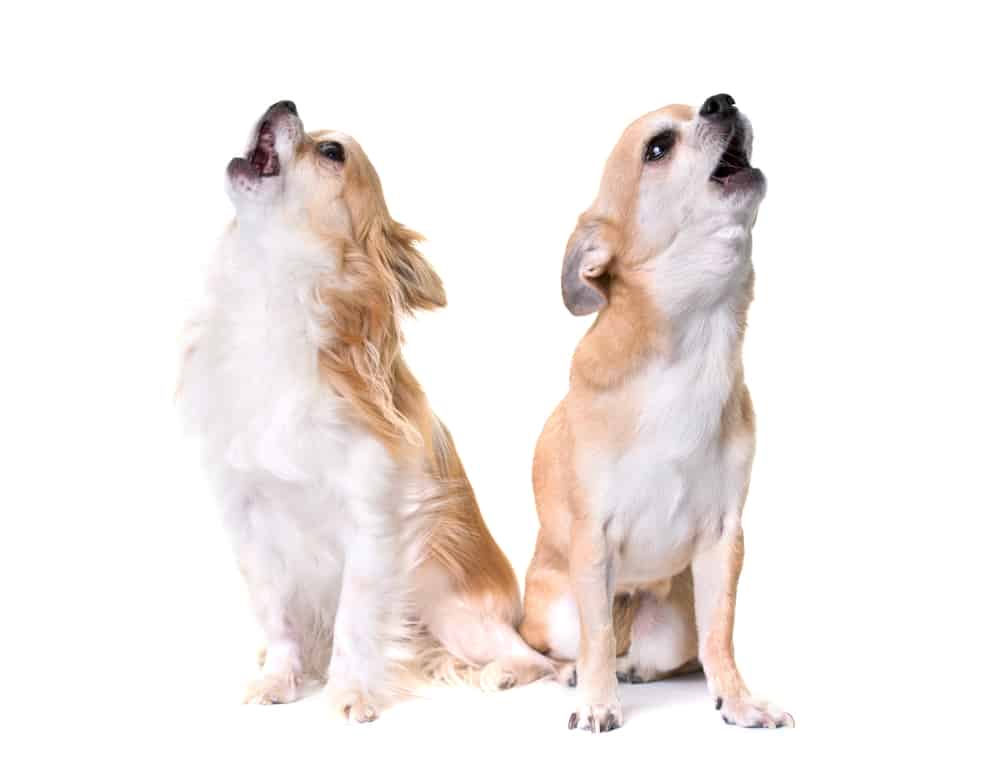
226, 100, 445, 312
225, 101, 446, 450
561, 94, 765, 316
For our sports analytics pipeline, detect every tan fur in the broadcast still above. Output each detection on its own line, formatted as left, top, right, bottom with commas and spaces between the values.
520, 100, 792, 730
286, 128, 537, 689
422, 418, 522, 607
697, 531, 745, 697
186, 106, 561, 721
303, 133, 521, 612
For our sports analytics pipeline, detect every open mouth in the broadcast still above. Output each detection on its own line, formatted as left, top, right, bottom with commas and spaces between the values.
710, 124, 752, 185
247, 121, 280, 177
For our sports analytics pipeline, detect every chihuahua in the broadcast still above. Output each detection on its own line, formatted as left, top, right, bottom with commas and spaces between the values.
519, 95, 793, 732
178, 101, 555, 721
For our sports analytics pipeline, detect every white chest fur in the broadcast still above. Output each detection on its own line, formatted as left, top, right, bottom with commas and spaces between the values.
581, 306, 752, 586
179, 228, 399, 586
183, 231, 338, 476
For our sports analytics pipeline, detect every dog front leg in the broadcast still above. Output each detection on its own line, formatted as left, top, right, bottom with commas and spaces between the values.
243, 591, 303, 705
324, 520, 401, 723
691, 523, 794, 728
567, 515, 622, 732
236, 520, 303, 705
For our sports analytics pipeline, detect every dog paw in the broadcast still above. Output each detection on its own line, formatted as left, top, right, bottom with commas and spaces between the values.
325, 684, 380, 723
718, 696, 794, 728
568, 700, 623, 733
480, 660, 518, 692
616, 666, 650, 684
243, 672, 299, 705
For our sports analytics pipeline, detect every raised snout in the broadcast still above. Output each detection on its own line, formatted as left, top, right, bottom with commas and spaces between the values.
699, 93, 738, 120
266, 99, 298, 118
227, 100, 304, 197
246, 100, 303, 172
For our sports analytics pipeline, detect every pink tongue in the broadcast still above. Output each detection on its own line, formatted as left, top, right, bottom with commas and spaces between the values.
249, 122, 279, 174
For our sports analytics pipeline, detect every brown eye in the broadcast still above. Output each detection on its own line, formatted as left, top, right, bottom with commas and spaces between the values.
318, 141, 345, 162
644, 130, 675, 162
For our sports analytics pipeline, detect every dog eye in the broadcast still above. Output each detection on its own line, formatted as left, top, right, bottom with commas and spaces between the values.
644, 131, 675, 162
318, 141, 345, 163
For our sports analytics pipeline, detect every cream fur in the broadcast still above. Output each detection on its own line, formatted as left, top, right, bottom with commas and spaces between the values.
520, 98, 793, 732
179, 102, 555, 721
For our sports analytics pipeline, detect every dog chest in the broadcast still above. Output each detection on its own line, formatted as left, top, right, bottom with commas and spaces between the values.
180, 242, 358, 486
582, 341, 749, 584
597, 436, 733, 583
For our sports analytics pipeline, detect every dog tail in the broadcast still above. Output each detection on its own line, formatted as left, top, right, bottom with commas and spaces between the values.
410, 622, 572, 691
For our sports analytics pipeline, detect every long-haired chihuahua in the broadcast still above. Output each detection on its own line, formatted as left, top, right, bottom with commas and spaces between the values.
178, 101, 556, 721
519, 95, 794, 731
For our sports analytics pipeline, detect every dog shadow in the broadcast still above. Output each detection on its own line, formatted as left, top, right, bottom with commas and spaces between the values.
616, 670, 708, 720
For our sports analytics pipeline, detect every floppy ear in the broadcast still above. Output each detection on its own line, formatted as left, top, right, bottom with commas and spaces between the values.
561, 219, 615, 316
374, 222, 447, 312
344, 164, 446, 313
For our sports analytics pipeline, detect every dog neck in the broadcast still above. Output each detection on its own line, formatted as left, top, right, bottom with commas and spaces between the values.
571, 239, 753, 394
225, 214, 334, 272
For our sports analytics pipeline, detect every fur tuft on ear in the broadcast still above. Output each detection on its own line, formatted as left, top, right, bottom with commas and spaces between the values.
364, 221, 447, 313
345, 154, 446, 314
561, 217, 616, 316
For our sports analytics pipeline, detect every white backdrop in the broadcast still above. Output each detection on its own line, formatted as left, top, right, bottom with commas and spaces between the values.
3, 2, 997, 768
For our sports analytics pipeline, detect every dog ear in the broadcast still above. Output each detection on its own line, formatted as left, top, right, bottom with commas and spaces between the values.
344, 158, 446, 314
371, 222, 447, 313
561, 219, 615, 316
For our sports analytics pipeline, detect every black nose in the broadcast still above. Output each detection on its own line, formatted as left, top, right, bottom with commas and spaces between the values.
700, 93, 737, 119
269, 100, 298, 116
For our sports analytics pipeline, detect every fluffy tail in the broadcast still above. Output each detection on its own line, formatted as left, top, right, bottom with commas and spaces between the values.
408, 606, 573, 692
